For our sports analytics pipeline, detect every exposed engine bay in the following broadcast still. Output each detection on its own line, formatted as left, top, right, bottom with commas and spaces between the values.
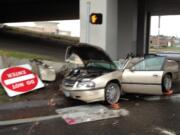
63, 67, 113, 87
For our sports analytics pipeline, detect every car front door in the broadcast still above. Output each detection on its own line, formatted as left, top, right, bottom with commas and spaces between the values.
122, 57, 166, 95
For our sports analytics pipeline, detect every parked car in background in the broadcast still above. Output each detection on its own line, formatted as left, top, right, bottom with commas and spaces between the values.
62, 44, 179, 105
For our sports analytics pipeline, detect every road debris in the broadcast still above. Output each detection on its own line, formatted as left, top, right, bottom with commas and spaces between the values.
111, 103, 121, 110
30, 59, 56, 82
48, 98, 56, 107
135, 103, 140, 106
0, 56, 60, 82
164, 89, 174, 96
112, 120, 119, 126
56, 104, 130, 125
12, 126, 18, 131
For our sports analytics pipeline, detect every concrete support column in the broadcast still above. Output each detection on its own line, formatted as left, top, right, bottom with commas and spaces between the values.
136, 0, 148, 56
117, 0, 138, 58
80, 0, 118, 59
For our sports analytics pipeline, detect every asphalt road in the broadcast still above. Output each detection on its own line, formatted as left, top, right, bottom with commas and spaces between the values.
0, 31, 71, 62
1, 94, 180, 135
1, 82, 180, 135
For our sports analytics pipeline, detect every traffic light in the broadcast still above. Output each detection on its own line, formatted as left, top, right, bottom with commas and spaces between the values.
90, 13, 103, 25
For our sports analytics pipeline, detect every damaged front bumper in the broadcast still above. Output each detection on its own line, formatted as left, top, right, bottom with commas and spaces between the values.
62, 87, 105, 103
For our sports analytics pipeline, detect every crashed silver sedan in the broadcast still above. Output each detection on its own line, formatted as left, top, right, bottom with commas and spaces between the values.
62, 44, 179, 105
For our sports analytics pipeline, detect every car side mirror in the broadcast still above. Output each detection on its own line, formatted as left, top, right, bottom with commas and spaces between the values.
130, 66, 135, 72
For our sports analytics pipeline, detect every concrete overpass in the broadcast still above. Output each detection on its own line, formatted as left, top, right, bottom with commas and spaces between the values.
1, 0, 180, 59
0, 0, 79, 23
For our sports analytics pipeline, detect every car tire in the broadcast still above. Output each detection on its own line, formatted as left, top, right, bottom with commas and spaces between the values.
162, 74, 172, 92
105, 82, 121, 105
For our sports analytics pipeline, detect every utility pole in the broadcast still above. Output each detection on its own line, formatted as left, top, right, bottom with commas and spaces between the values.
157, 16, 161, 51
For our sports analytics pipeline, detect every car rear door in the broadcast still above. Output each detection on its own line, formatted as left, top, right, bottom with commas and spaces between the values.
122, 57, 166, 95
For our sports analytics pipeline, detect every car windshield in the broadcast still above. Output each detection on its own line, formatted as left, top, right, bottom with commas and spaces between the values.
87, 60, 117, 70
113, 59, 128, 70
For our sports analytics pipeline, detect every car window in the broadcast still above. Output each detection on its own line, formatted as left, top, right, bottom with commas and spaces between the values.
133, 57, 165, 71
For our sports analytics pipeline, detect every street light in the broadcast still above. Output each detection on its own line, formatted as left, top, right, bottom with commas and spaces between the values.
157, 15, 161, 51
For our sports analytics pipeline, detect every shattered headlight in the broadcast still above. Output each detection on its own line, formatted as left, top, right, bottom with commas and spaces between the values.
77, 81, 95, 89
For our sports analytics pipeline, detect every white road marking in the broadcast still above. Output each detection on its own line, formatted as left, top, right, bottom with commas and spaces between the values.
0, 115, 62, 126
144, 94, 180, 101
155, 127, 176, 135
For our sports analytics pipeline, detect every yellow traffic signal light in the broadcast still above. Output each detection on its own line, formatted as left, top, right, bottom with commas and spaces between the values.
91, 15, 98, 24
90, 13, 103, 24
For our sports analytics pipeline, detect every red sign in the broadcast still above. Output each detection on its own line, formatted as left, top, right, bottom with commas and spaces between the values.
0, 64, 44, 97
1, 67, 38, 92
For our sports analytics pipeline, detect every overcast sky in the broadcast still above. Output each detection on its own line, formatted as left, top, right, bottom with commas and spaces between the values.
151, 15, 180, 37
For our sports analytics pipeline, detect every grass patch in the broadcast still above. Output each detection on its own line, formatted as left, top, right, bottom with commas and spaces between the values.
0, 50, 56, 61
150, 46, 180, 53
0, 85, 6, 96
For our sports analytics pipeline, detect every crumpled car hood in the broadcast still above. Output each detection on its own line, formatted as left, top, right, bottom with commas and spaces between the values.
65, 43, 116, 68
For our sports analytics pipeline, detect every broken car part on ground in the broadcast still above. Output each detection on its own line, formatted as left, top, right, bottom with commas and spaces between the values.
0, 57, 57, 97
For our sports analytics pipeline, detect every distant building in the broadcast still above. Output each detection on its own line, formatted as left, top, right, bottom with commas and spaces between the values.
19, 22, 59, 34
11, 21, 72, 36
150, 36, 176, 47
35, 22, 59, 34
58, 30, 71, 36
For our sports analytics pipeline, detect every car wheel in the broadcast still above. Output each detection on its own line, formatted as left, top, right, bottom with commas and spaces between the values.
105, 82, 121, 105
162, 74, 172, 92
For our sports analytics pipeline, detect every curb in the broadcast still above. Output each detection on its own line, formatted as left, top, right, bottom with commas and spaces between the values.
0, 97, 65, 111
0, 114, 62, 126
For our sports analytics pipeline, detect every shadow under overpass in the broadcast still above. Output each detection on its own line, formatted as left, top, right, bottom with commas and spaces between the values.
0, 0, 79, 23
0, 29, 74, 62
